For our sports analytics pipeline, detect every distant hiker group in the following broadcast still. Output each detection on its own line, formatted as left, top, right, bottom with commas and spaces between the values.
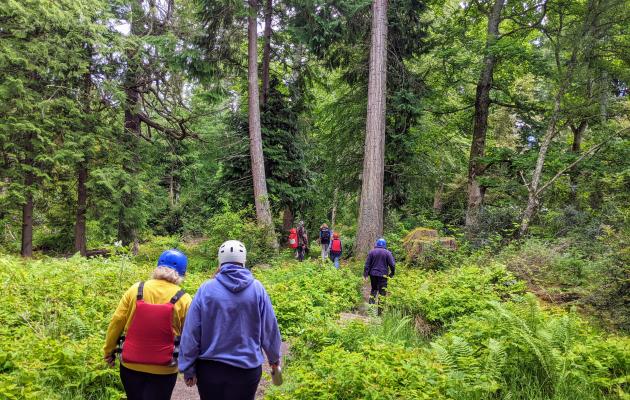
104, 244, 282, 400
287, 221, 344, 268
104, 231, 394, 400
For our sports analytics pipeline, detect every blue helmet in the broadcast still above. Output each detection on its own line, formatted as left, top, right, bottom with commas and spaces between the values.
375, 238, 387, 248
157, 249, 188, 277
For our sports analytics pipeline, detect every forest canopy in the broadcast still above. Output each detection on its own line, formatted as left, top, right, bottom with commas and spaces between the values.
0, 0, 628, 262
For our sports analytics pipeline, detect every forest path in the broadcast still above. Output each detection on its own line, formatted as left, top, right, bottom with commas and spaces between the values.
170, 341, 290, 400
339, 278, 372, 323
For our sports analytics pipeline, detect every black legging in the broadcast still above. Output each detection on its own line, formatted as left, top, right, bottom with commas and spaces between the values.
297, 246, 307, 262
119, 364, 177, 400
196, 359, 262, 400
369, 275, 388, 302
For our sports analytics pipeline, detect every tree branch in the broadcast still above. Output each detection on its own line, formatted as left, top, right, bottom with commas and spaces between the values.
536, 127, 629, 195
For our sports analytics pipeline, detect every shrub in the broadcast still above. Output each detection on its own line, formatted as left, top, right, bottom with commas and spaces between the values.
199, 206, 276, 267
385, 263, 526, 326
437, 296, 630, 399
256, 261, 362, 337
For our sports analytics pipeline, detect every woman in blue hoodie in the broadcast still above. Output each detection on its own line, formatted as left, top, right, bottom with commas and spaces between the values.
178, 240, 282, 400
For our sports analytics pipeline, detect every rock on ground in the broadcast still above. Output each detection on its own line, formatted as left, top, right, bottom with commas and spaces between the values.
402, 227, 457, 262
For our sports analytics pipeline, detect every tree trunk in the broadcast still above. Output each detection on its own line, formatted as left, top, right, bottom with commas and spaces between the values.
118, 0, 144, 253
600, 70, 608, 123
74, 163, 88, 256
517, 0, 597, 238
355, 0, 388, 257
168, 173, 175, 207
568, 121, 587, 205
433, 182, 444, 215
248, 0, 277, 247
261, 0, 273, 107
465, 0, 505, 237
518, 93, 563, 238
282, 205, 293, 234
21, 134, 34, 258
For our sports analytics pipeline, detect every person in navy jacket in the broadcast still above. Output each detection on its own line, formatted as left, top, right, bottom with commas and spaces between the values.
363, 238, 396, 305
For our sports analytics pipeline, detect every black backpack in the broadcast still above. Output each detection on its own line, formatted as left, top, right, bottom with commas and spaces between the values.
320, 228, 331, 242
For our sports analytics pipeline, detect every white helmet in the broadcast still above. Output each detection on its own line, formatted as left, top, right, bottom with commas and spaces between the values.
218, 240, 247, 266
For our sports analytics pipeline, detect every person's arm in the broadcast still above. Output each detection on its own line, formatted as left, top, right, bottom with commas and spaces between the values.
259, 285, 282, 366
174, 293, 192, 335
103, 284, 135, 363
363, 252, 372, 278
388, 252, 396, 277
178, 290, 203, 380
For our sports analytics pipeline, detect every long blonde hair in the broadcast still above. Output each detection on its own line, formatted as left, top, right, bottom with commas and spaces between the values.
151, 266, 183, 285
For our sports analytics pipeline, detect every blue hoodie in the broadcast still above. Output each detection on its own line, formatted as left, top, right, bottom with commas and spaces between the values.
178, 264, 282, 378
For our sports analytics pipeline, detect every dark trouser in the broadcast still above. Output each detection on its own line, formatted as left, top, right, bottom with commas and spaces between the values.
369, 275, 388, 303
119, 364, 177, 400
196, 360, 262, 400
297, 246, 306, 262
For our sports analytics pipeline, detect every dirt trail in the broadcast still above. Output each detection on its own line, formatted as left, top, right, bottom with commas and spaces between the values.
170, 342, 290, 400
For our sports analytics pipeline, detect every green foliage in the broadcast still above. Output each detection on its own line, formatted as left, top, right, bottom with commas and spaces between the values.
198, 207, 276, 267
386, 263, 526, 325
499, 235, 630, 331
438, 296, 630, 399
0, 254, 142, 399
256, 261, 362, 337
269, 269, 628, 400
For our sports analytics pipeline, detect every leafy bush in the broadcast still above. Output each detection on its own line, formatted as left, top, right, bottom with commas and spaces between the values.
270, 289, 629, 400
199, 207, 276, 267
385, 263, 526, 326
0, 255, 139, 399
499, 236, 630, 330
436, 296, 630, 399
256, 261, 362, 337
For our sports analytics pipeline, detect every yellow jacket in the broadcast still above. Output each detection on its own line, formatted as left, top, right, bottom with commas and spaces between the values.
103, 279, 192, 375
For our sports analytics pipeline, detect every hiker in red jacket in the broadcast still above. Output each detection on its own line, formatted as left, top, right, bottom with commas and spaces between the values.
329, 232, 343, 269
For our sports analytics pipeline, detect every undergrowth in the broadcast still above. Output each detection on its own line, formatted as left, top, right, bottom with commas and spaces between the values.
1, 238, 628, 400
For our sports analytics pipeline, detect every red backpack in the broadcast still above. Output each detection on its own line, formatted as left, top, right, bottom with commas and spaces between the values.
121, 282, 185, 366
288, 229, 298, 249
331, 238, 342, 252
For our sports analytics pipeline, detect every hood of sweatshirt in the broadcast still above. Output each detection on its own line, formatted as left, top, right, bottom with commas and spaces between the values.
216, 263, 254, 293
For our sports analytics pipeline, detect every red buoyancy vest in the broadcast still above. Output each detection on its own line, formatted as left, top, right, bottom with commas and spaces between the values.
122, 281, 185, 366
288, 230, 298, 249
331, 239, 342, 252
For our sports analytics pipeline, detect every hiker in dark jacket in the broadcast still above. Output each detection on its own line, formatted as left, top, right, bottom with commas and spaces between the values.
296, 221, 308, 262
318, 223, 332, 262
363, 238, 396, 305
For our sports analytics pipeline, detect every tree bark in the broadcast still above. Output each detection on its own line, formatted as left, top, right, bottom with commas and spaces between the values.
248, 0, 277, 246
261, 0, 273, 107
74, 162, 88, 256
118, 0, 144, 253
282, 205, 293, 234
465, 0, 505, 237
568, 121, 587, 205
519, 91, 564, 238
355, 0, 388, 257
21, 134, 34, 258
